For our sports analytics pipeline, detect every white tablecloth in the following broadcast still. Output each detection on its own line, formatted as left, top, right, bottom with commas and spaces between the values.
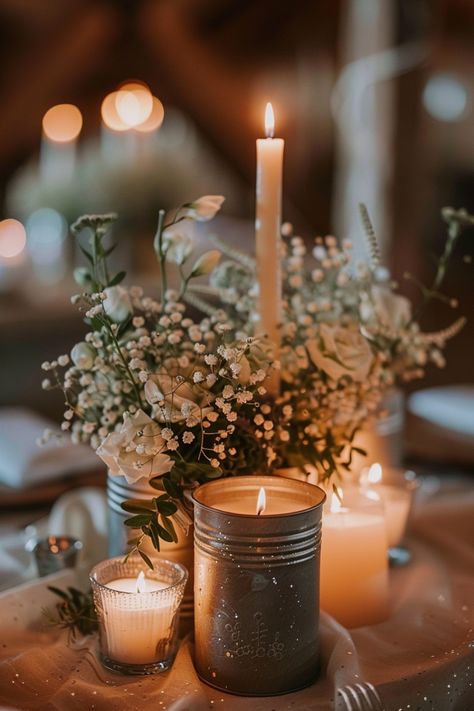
0, 479, 473, 710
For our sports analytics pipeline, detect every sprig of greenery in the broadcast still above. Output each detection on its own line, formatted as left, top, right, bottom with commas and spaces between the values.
43, 586, 97, 640
358, 203, 381, 267
122, 476, 182, 568
410, 206, 474, 321
71, 213, 124, 292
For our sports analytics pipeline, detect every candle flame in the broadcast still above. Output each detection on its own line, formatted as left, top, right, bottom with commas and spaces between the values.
136, 571, 146, 593
329, 487, 344, 513
264, 102, 275, 138
256, 487, 266, 515
367, 463, 383, 484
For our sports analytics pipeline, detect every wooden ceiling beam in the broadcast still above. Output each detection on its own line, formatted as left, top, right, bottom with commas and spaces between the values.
0, 3, 120, 167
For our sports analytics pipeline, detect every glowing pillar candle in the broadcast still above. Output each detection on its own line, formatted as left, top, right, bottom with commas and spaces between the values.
320, 488, 389, 629
360, 463, 413, 547
255, 102, 284, 397
90, 557, 188, 674
40, 104, 82, 183
193, 476, 326, 696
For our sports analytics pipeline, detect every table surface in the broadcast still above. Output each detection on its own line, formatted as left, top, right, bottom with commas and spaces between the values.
0, 473, 473, 711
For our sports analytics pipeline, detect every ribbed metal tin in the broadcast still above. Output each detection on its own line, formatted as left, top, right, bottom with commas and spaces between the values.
193, 475, 326, 696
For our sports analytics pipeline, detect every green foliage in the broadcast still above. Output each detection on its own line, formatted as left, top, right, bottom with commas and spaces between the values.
44, 586, 97, 639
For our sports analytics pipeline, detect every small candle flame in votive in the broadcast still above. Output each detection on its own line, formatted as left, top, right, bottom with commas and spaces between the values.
264, 102, 275, 138
330, 487, 344, 513
256, 487, 266, 515
367, 463, 382, 484
136, 571, 146, 593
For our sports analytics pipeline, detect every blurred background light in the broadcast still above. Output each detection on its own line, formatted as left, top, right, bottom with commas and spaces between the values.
135, 96, 165, 133
115, 81, 153, 128
0, 219, 27, 259
101, 91, 129, 132
42, 104, 83, 142
26, 208, 67, 282
423, 74, 469, 122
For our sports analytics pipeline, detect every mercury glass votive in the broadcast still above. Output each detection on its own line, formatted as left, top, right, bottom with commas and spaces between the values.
90, 556, 188, 675
31, 536, 82, 577
193, 475, 326, 696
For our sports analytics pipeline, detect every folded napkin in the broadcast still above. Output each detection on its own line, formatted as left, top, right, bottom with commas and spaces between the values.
0, 408, 100, 488
1, 487, 108, 590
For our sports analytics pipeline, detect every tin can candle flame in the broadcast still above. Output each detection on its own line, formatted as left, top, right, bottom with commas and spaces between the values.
193, 476, 326, 696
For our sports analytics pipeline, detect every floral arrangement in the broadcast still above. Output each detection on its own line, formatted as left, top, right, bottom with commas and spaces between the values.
41, 197, 471, 559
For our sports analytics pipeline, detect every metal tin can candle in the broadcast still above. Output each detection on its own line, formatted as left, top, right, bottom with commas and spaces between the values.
193, 475, 326, 696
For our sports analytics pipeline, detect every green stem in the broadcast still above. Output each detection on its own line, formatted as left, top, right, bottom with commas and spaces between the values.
156, 210, 167, 303
102, 317, 145, 410
414, 220, 461, 321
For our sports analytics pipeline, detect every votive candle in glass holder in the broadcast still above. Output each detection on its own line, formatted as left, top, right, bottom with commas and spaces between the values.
193, 475, 326, 696
359, 464, 418, 546
320, 487, 389, 628
359, 464, 419, 565
90, 556, 188, 675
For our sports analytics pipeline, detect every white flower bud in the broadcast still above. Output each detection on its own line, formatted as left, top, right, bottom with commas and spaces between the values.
182, 195, 225, 222
71, 342, 96, 370
190, 250, 221, 277
103, 286, 132, 322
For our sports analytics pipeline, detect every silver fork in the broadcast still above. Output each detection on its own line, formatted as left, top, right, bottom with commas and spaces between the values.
336, 681, 386, 711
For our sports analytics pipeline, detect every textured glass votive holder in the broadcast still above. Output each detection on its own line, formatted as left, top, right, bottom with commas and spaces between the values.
90, 556, 188, 675
193, 475, 326, 696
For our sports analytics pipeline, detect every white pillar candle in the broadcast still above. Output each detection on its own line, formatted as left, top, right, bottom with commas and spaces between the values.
320, 489, 389, 628
360, 463, 412, 547
255, 102, 284, 398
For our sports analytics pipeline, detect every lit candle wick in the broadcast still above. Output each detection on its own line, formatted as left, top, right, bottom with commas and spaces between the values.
264, 102, 275, 139
136, 571, 146, 593
256, 487, 266, 516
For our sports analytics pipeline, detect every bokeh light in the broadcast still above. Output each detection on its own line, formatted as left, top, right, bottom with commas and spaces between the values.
423, 74, 468, 122
0, 219, 27, 258
101, 92, 129, 131
135, 96, 165, 132
42, 104, 83, 142
116, 81, 153, 128
26, 208, 67, 282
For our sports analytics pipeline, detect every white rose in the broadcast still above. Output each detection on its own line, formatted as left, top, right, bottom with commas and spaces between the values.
368, 286, 412, 334
145, 373, 212, 423
306, 323, 373, 382
103, 286, 132, 322
161, 222, 194, 265
190, 250, 221, 277
182, 195, 225, 221
96, 409, 173, 484
71, 342, 96, 370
